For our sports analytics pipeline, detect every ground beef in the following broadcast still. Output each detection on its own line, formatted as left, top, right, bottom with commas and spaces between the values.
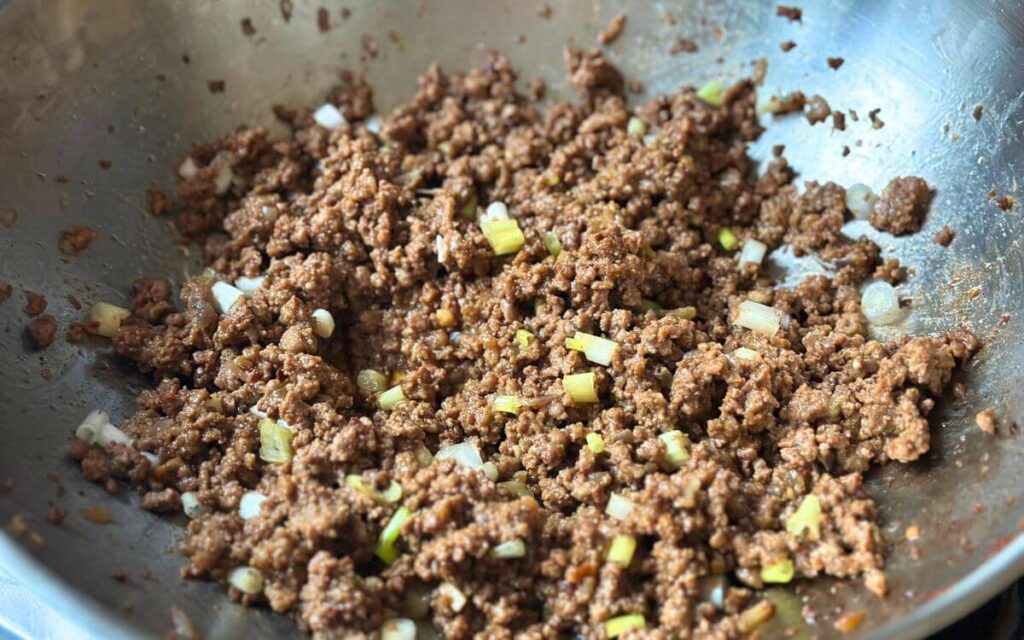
933, 225, 955, 247
870, 176, 931, 235
72, 51, 977, 638
776, 5, 803, 21
597, 12, 626, 45
976, 407, 996, 434
24, 291, 47, 316
58, 225, 99, 255
27, 315, 58, 349
806, 94, 831, 125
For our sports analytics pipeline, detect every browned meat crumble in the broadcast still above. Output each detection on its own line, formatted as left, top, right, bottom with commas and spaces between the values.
71, 52, 976, 638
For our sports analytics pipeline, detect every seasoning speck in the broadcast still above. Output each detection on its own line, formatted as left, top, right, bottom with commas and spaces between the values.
776, 5, 802, 21
827, 57, 845, 70
207, 80, 226, 94
317, 7, 330, 32
669, 37, 698, 55
241, 18, 255, 36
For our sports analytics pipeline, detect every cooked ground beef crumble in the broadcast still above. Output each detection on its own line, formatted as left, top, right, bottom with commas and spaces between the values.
71, 51, 976, 638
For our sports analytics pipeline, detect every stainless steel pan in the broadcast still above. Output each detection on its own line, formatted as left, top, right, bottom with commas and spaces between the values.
2, 0, 1023, 637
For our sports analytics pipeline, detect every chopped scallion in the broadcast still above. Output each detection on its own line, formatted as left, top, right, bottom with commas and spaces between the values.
542, 231, 563, 257
658, 431, 692, 468
606, 534, 637, 568
375, 506, 412, 564
491, 538, 526, 559
760, 558, 794, 584
586, 432, 606, 454
481, 218, 525, 255
718, 227, 739, 251
565, 331, 618, 366
258, 418, 292, 464
605, 613, 646, 638
697, 79, 722, 106
515, 329, 535, 348
379, 385, 407, 411
493, 395, 522, 415
563, 372, 598, 403
785, 494, 821, 539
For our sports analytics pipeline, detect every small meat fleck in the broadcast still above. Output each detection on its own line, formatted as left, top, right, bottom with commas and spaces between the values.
97, 159, 112, 170
842, 145, 851, 157
538, 4, 552, 19
361, 34, 379, 58
832, 111, 846, 131
27, 315, 58, 350
834, 611, 866, 633
55, 175, 71, 183
806, 94, 832, 125
148, 187, 168, 215
827, 57, 845, 70
83, 506, 112, 525
869, 108, 885, 129
25, 291, 47, 316
597, 12, 627, 45
776, 5, 802, 21
317, 7, 330, 32
59, 225, 99, 255
772, 144, 785, 158
241, 18, 255, 36
207, 80, 226, 94
0, 479, 13, 495
933, 225, 955, 246
780, 40, 796, 52
669, 37, 698, 55
870, 176, 931, 235
280, 0, 293, 22
0, 282, 11, 305
1, 210, 17, 228
66, 323, 87, 343
48, 506, 67, 525
111, 568, 129, 583
996, 194, 1016, 211
976, 407, 996, 434
973, 104, 984, 121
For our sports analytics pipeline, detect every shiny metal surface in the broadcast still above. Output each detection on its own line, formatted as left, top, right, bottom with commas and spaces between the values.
1, 0, 1022, 638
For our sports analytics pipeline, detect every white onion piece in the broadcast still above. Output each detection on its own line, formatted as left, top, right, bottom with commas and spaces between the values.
643, 133, 657, 146
228, 566, 264, 594
75, 410, 110, 444
97, 423, 134, 448
738, 239, 767, 266
249, 405, 269, 419
211, 281, 244, 313
435, 234, 449, 263
140, 451, 160, 466
733, 347, 761, 362
436, 441, 484, 470
364, 116, 382, 134
234, 276, 265, 296
482, 201, 509, 223
491, 538, 526, 558
734, 301, 782, 337
213, 162, 233, 195
699, 575, 728, 610
437, 582, 467, 613
381, 618, 417, 640
605, 492, 634, 520
311, 308, 335, 338
181, 491, 208, 519
313, 103, 346, 129
845, 183, 877, 219
239, 491, 267, 520
178, 157, 198, 180
861, 281, 902, 325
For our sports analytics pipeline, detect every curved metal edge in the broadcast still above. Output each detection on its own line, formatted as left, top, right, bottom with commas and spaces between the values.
869, 535, 1024, 639
0, 532, 144, 640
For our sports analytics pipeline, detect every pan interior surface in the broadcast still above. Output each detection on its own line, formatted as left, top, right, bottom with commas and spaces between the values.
1, 0, 1023, 638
